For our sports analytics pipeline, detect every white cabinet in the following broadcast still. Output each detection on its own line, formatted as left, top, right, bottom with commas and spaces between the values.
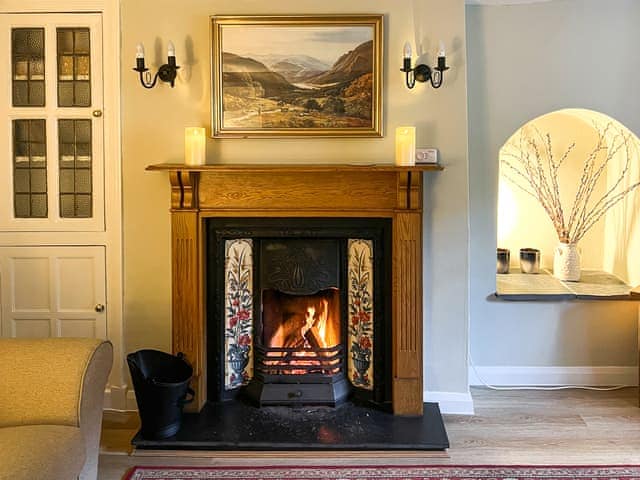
0, 246, 106, 339
0, 13, 104, 231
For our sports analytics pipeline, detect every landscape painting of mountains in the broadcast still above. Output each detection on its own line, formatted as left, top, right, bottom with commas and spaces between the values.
212, 16, 382, 137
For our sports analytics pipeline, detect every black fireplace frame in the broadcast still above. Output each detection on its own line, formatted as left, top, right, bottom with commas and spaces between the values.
206, 218, 392, 410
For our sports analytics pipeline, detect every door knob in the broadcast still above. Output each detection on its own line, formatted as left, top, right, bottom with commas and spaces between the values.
92, 109, 103, 117
95, 304, 105, 313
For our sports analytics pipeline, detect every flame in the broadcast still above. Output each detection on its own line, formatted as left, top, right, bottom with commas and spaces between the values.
262, 290, 340, 375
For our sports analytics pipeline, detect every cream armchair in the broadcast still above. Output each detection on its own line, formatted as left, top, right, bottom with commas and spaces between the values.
0, 338, 113, 480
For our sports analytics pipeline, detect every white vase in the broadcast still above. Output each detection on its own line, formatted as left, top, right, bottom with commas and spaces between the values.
553, 242, 581, 281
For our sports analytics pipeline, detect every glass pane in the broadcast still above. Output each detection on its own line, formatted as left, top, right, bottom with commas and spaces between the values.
60, 143, 75, 167
75, 56, 90, 80
30, 142, 46, 163
12, 28, 45, 107
75, 195, 91, 217
13, 29, 44, 55
57, 30, 73, 54
76, 143, 91, 164
29, 81, 45, 106
74, 82, 91, 107
57, 28, 91, 107
14, 169, 30, 193
14, 142, 29, 163
58, 119, 93, 218
30, 169, 47, 193
59, 55, 74, 80
75, 120, 91, 143
14, 60, 28, 80
75, 169, 91, 193
12, 81, 28, 106
58, 82, 73, 107
13, 119, 48, 218
59, 169, 74, 193
58, 119, 74, 143
14, 194, 30, 217
30, 120, 45, 142
74, 30, 90, 53
60, 194, 75, 217
13, 120, 29, 141
30, 59, 44, 80
31, 194, 47, 218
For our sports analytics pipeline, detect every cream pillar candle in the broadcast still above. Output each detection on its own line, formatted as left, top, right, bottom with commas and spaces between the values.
184, 127, 206, 166
395, 126, 416, 166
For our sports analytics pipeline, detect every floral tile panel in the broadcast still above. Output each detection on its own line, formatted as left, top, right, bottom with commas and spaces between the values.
348, 239, 374, 390
224, 239, 253, 390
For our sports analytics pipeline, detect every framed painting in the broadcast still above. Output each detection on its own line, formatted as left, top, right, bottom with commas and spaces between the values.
211, 15, 383, 138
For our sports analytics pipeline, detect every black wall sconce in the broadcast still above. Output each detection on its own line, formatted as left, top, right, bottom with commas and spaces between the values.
401, 41, 449, 89
133, 41, 179, 89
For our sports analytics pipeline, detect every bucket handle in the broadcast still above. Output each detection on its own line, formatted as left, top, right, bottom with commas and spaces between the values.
178, 387, 195, 406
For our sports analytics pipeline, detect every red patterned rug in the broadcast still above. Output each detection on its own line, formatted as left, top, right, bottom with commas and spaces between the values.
124, 465, 640, 480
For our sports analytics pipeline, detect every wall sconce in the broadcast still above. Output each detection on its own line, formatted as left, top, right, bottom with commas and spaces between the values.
401, 41, 449, 89
133, 41, 179, 89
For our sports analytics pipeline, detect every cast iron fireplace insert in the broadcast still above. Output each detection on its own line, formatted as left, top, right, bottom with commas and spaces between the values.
206, 217, 392, 410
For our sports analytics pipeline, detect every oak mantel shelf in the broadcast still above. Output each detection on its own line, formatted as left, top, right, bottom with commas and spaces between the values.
146, 162, 444, 173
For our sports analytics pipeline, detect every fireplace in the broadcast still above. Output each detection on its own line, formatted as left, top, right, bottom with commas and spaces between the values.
148, 163, 442, 416
207, 218, 392, 409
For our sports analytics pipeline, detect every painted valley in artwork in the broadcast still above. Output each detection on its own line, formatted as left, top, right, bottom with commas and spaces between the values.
214, 18, 381, 136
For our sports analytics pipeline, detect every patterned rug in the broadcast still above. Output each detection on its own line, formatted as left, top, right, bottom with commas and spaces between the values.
124, 465, 640, 480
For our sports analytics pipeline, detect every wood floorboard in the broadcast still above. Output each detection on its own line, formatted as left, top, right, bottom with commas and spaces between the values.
98, 387, 640, 480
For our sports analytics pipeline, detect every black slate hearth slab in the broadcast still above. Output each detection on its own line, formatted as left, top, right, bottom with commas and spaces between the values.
132, 401, 449, 451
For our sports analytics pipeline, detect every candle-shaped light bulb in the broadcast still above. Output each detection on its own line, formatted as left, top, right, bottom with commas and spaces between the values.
437, 40, 447, 71
403, 41, 412, 59
167, 41, 176, 58
135, 43, 146, 71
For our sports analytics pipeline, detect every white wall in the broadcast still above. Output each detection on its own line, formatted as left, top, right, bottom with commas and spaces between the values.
121, 0, 471, 411
467, 0, 640, 382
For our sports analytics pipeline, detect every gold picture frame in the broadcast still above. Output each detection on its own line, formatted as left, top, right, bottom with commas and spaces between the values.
211, 15, 383, 138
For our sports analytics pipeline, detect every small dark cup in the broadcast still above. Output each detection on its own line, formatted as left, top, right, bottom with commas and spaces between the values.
496, 248, 510, 274
519, 248, 540, 274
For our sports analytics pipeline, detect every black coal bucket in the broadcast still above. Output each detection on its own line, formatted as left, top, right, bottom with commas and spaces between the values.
127, 349, 194, 439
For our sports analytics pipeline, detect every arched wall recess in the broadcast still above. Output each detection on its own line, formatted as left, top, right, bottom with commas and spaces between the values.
497, 108, 640, 283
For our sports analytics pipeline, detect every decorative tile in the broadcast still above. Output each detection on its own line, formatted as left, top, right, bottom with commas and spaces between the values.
224, 239, 253, 390
348, 239, 374, 390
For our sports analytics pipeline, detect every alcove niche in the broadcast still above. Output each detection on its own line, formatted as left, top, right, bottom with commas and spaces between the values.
496, 108, 640, 285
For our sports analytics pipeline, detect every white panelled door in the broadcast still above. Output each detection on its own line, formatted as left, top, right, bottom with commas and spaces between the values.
0, 246, 106, 339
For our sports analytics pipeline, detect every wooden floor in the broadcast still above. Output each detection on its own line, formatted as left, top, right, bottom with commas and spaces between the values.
99, 387, 640, 480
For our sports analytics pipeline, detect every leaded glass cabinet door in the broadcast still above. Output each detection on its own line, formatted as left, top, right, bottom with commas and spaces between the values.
0, 14, 104, 231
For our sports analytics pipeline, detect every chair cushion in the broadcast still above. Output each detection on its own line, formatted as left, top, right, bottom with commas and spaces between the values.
0, 424, 85, 480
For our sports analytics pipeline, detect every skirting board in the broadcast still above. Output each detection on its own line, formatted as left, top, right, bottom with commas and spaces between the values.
468, 366, 639, 387
423, 391, 475, 415
103, 386, 138, 411
108, 387, 475, 416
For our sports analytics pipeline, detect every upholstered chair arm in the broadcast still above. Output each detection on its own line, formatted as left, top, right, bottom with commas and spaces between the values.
78, 340, 113, 480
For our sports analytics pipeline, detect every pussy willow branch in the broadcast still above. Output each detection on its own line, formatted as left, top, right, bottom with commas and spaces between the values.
501, 122, 639, 244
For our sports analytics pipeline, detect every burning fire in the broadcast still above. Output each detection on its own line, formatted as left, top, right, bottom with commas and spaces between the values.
263, 292, 340, 375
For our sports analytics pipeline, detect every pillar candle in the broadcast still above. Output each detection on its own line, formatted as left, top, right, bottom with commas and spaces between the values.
184, 127, 206, 166
395, 126, 416, 166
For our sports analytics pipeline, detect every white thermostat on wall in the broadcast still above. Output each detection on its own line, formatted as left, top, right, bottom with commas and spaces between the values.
416, 148, 439, 164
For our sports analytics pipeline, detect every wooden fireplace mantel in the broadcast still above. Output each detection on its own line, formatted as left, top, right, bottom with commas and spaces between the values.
148, 162, 443, 416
